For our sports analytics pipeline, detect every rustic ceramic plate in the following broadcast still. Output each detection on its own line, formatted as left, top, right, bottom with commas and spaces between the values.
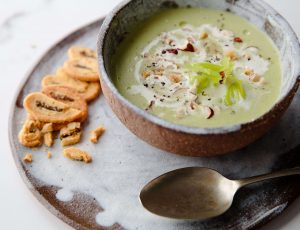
9, 18, 300, 230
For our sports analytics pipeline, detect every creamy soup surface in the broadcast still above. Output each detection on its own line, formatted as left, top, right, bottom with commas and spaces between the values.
112, 8, 282, 128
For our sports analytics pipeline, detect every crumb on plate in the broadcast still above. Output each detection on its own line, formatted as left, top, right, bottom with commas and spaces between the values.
23, 154, 33, 163
90, 126, 105, 144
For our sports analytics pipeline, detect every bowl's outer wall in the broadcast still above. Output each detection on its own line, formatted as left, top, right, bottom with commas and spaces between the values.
100, 68, 299, 156
98, 0, 300, 156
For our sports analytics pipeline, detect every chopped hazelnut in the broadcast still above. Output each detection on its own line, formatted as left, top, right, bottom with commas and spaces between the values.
244, 68, 254, 76
251, 74, 263, 83
142, 70, 152, 78
200, 32, 208, 39
169, 74, 182, 83
153, 68, 164, 76
225, 51, 238, 61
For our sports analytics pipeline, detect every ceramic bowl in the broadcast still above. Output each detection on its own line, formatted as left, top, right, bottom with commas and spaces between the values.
97, 0, 300, 157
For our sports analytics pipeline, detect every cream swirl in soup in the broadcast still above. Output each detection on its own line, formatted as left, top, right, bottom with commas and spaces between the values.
131, 24, 270, 119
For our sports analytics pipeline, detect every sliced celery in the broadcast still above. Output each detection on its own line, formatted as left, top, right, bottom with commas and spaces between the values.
186, 57, 247, 106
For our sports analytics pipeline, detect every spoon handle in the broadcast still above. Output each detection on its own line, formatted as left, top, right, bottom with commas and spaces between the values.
236, 167, 300, 187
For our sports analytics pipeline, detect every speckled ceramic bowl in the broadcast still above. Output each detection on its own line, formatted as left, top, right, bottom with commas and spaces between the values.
97, 0, 300, 157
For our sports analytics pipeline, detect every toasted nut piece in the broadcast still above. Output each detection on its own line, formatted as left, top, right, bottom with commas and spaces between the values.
63, 59, 99, 82
63, 147, 92, 163
201, 106, 215, 119
251, 74, 264, 84
153, 68, 164, 76
19, 119, 42, 148
60, 122, 81, 146
90, 126, 105, 144
23, 154, 33, 163
190, 101, 199, 110
68, 46, 97, 60
142, 70, 152, 78
42, 86, 88, 122
23, 92, 82, 124
225, 51, 238, 61
180, 43, 195, 52
244, 68, 254, 76
47, 151, 52, 159
169, 73, 182, 83
200, 32, 208, 39
145, 100, 155, 112
42, 73, 101, 103
163, 37, 175, 45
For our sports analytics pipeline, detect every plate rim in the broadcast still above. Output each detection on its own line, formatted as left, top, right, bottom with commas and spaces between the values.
7, 14, 300, 230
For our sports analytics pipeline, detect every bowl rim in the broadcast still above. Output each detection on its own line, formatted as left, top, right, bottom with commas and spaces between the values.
97, 0, 300, 135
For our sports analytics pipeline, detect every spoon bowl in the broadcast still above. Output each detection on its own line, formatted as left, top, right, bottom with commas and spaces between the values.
140, 167, 239, 220
140, 167, 300, 220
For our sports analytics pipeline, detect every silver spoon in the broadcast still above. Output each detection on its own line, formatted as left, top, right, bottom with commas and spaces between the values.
140, 167, 300, 220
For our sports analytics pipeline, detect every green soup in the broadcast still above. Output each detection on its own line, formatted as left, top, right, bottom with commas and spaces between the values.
112, 8, 282, 128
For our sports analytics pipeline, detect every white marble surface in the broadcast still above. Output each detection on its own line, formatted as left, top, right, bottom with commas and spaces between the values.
0, 0, 299, 229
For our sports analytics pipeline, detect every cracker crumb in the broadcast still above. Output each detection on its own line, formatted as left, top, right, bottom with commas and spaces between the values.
44, 132, 54, 147
47, 151, 52, 159
60, 122, 81, 146
90, 126, 105, 144
23, 154, 33, 163
63, 147, 92, 163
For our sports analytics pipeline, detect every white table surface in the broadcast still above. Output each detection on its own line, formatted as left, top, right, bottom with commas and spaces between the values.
0, 0, 299, 229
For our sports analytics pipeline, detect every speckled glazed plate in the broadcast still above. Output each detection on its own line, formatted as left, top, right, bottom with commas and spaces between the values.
9, 18, 300, 230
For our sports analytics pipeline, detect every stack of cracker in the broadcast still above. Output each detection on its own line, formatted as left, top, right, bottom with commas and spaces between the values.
19, 46, 101, 150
